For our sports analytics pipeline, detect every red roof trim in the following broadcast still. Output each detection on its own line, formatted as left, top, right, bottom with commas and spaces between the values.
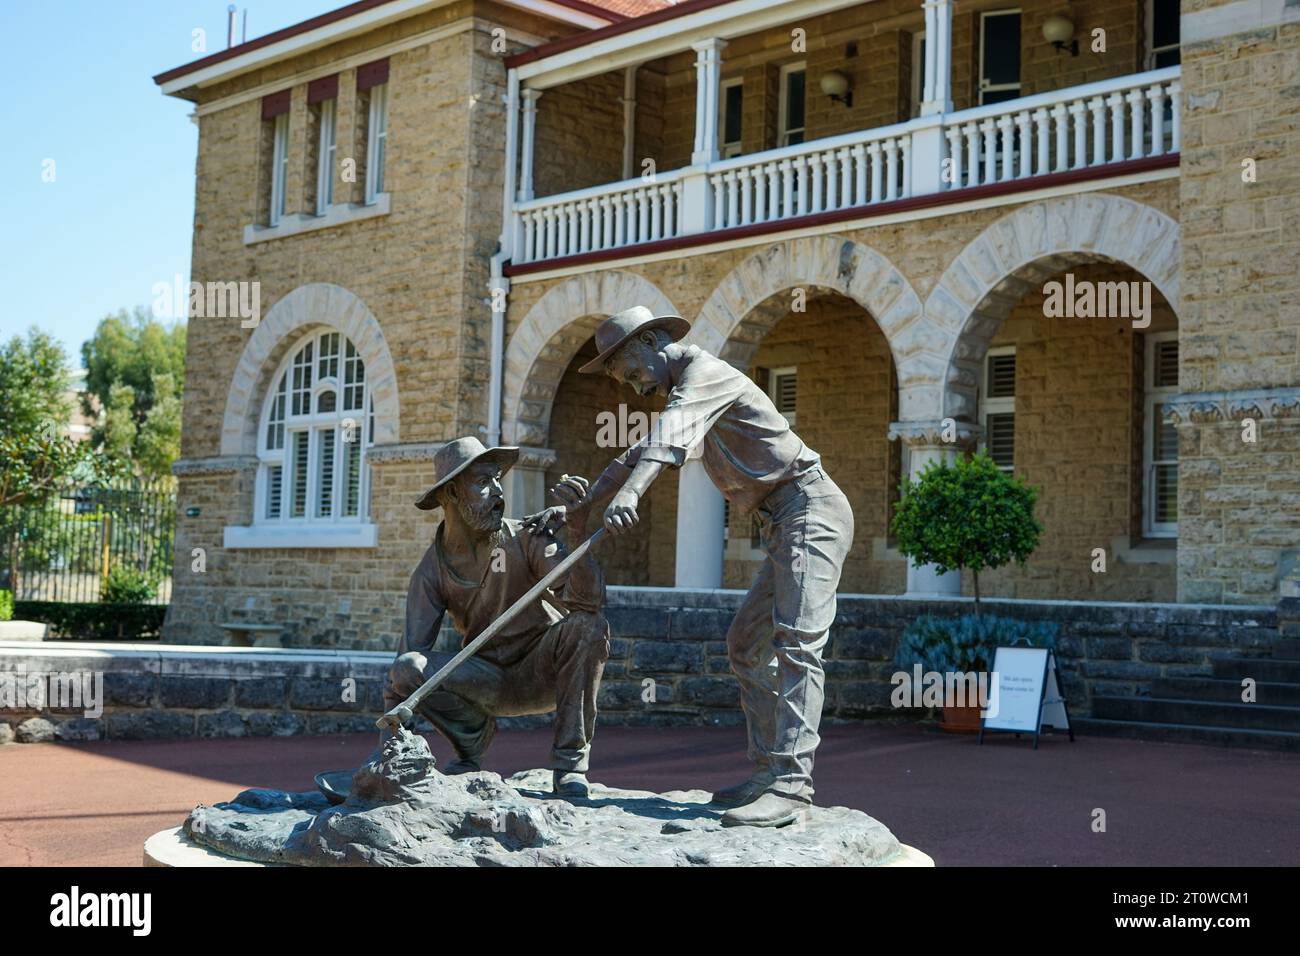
505, 0, 736, 69
154, 0, 630, 88
504, 154, 1181, 276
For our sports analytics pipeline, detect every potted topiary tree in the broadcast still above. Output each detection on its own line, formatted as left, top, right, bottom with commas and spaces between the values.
891, 451, 1047, 731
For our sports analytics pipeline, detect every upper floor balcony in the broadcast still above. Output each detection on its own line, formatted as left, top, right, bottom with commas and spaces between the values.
500, 0, 1182, 275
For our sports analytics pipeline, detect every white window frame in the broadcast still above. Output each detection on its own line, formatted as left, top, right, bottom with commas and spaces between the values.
768, 366, 797, 429
269, 112, 290, 227
252, 330, 374, 532
315, 98, 337, 216
979, 346, 1016, 472
1145, 0, 1180, 69
910, 30, 927, 118
777, 62, 806, 148
978, 9, 1021, 106
719, 76, 744, 159
1143, 332, 1179, 538
365, 83, 388, 205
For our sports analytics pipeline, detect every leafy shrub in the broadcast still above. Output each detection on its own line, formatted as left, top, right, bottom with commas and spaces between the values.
0, 589, 13, 622
892, 452, 1043, 607
101, 565, 157, 604
895, 614, 1058, 674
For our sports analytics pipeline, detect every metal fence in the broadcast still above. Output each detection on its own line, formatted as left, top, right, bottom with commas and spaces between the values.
0, 481, 176, 605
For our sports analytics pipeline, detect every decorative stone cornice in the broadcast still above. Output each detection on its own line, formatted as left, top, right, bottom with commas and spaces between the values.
888, 419, 982, 449
366, 442, 445, 464
366, 442, 556, 470
515, 446, 557, 470
1165, 388, 1300, 426
172, 455, 257, 477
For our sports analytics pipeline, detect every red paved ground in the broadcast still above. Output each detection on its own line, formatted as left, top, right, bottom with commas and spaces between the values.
0, 723, 1296, 866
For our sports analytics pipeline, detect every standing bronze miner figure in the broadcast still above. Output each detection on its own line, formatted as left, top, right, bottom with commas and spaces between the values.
555, 306, 854, 826
383, 437, 609, 797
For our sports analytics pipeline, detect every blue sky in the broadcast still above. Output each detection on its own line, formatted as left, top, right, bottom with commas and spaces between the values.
1, 0, 333, 361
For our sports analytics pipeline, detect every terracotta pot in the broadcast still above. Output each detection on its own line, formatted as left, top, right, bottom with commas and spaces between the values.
939, 703, 983, 734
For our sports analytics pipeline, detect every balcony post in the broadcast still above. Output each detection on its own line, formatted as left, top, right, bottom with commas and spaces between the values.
691, 38, 727, 165
518, 88, 542, 201
920, 0, 953, 116
675, 449, 725, 588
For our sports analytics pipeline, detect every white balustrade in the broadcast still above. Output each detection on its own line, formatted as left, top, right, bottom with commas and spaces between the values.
941, 67, 1180, 191
511, 67, 1180, 266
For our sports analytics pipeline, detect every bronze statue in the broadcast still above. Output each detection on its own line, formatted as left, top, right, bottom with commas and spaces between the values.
383, 437, 609, 797
543, 306, 854, 827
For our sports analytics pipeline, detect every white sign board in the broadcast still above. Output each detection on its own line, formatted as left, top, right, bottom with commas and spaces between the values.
981, 647, 1072, 748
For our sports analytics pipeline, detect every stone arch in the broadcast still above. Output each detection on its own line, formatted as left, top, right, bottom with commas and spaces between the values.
689, 234, 936, 419
927, 193, 1181, 421
502, 270, 680, 447
219, 283, 400, 456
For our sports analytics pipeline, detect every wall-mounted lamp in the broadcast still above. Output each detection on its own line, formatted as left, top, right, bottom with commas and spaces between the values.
1043, 14, 1079, 56
820, 70, 853, 108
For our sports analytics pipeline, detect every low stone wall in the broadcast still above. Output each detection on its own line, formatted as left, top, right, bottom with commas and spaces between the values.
0, 588, 1279, 742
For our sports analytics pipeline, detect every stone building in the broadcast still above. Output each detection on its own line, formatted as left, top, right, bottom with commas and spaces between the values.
155, 0, 1300, 654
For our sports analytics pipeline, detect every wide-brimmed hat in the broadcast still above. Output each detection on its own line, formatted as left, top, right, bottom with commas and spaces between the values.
578, 306, 690, 374
414, 437, 519, 510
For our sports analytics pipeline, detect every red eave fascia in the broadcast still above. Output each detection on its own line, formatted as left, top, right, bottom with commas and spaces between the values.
154, 0, 630, 88
505, 0, 737, 69
504, 154, 1181, 277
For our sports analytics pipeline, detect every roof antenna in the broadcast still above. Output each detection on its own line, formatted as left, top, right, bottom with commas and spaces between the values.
226, 4, 237, 49
241, 9, 248, 43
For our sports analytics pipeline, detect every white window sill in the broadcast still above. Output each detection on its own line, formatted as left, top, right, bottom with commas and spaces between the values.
244, 193, 390, 245
223, 523, 378, 549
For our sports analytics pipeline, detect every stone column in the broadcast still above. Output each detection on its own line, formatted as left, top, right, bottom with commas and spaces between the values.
920, 0, 953, 116
888, 419, 980, 597
518, 88, 542, 202
502, 446, 556, 520
674, 452, 725, 588
690, 38, 727, 165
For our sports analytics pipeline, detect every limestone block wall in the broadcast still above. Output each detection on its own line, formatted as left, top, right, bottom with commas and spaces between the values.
1, 590, 1275, 742
1173, 2, 1300, 603
970, 261, 1179, 602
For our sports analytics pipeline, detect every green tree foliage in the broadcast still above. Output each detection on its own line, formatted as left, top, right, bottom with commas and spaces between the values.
81, 307, 186, 480
0, 330, 93, 507
891, 451, 1044, 609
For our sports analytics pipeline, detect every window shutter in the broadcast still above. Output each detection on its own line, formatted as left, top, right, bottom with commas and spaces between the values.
772, 370, 797, 419
986, 412, 1015, 470
1153, 340, 1179, 388
986, 352, 1016, 398
261, 89, 291, 120
357, 57, 390, 91
1153, 463, 1178, 524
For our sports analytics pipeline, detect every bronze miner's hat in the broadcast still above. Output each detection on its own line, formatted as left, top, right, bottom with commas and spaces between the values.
578, 305, 690, 374
414, 437, 519, 511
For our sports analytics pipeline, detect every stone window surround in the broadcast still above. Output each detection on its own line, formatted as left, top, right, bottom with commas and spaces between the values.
244, 191, 390, 245
215, 283, 400, 549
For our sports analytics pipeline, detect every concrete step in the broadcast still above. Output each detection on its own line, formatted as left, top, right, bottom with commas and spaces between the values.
1273, 638, 1300, 660
1093, 696, 1300, 732
1072, 717, 1300, 752
1151, 677, 1300, 708
1212, 657, 1300, 683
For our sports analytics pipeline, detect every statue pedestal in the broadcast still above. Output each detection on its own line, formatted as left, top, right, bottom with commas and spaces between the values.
148, 761, 935, 867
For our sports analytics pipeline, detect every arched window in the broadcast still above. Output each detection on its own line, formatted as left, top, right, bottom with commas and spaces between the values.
256, 330, 374, 525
